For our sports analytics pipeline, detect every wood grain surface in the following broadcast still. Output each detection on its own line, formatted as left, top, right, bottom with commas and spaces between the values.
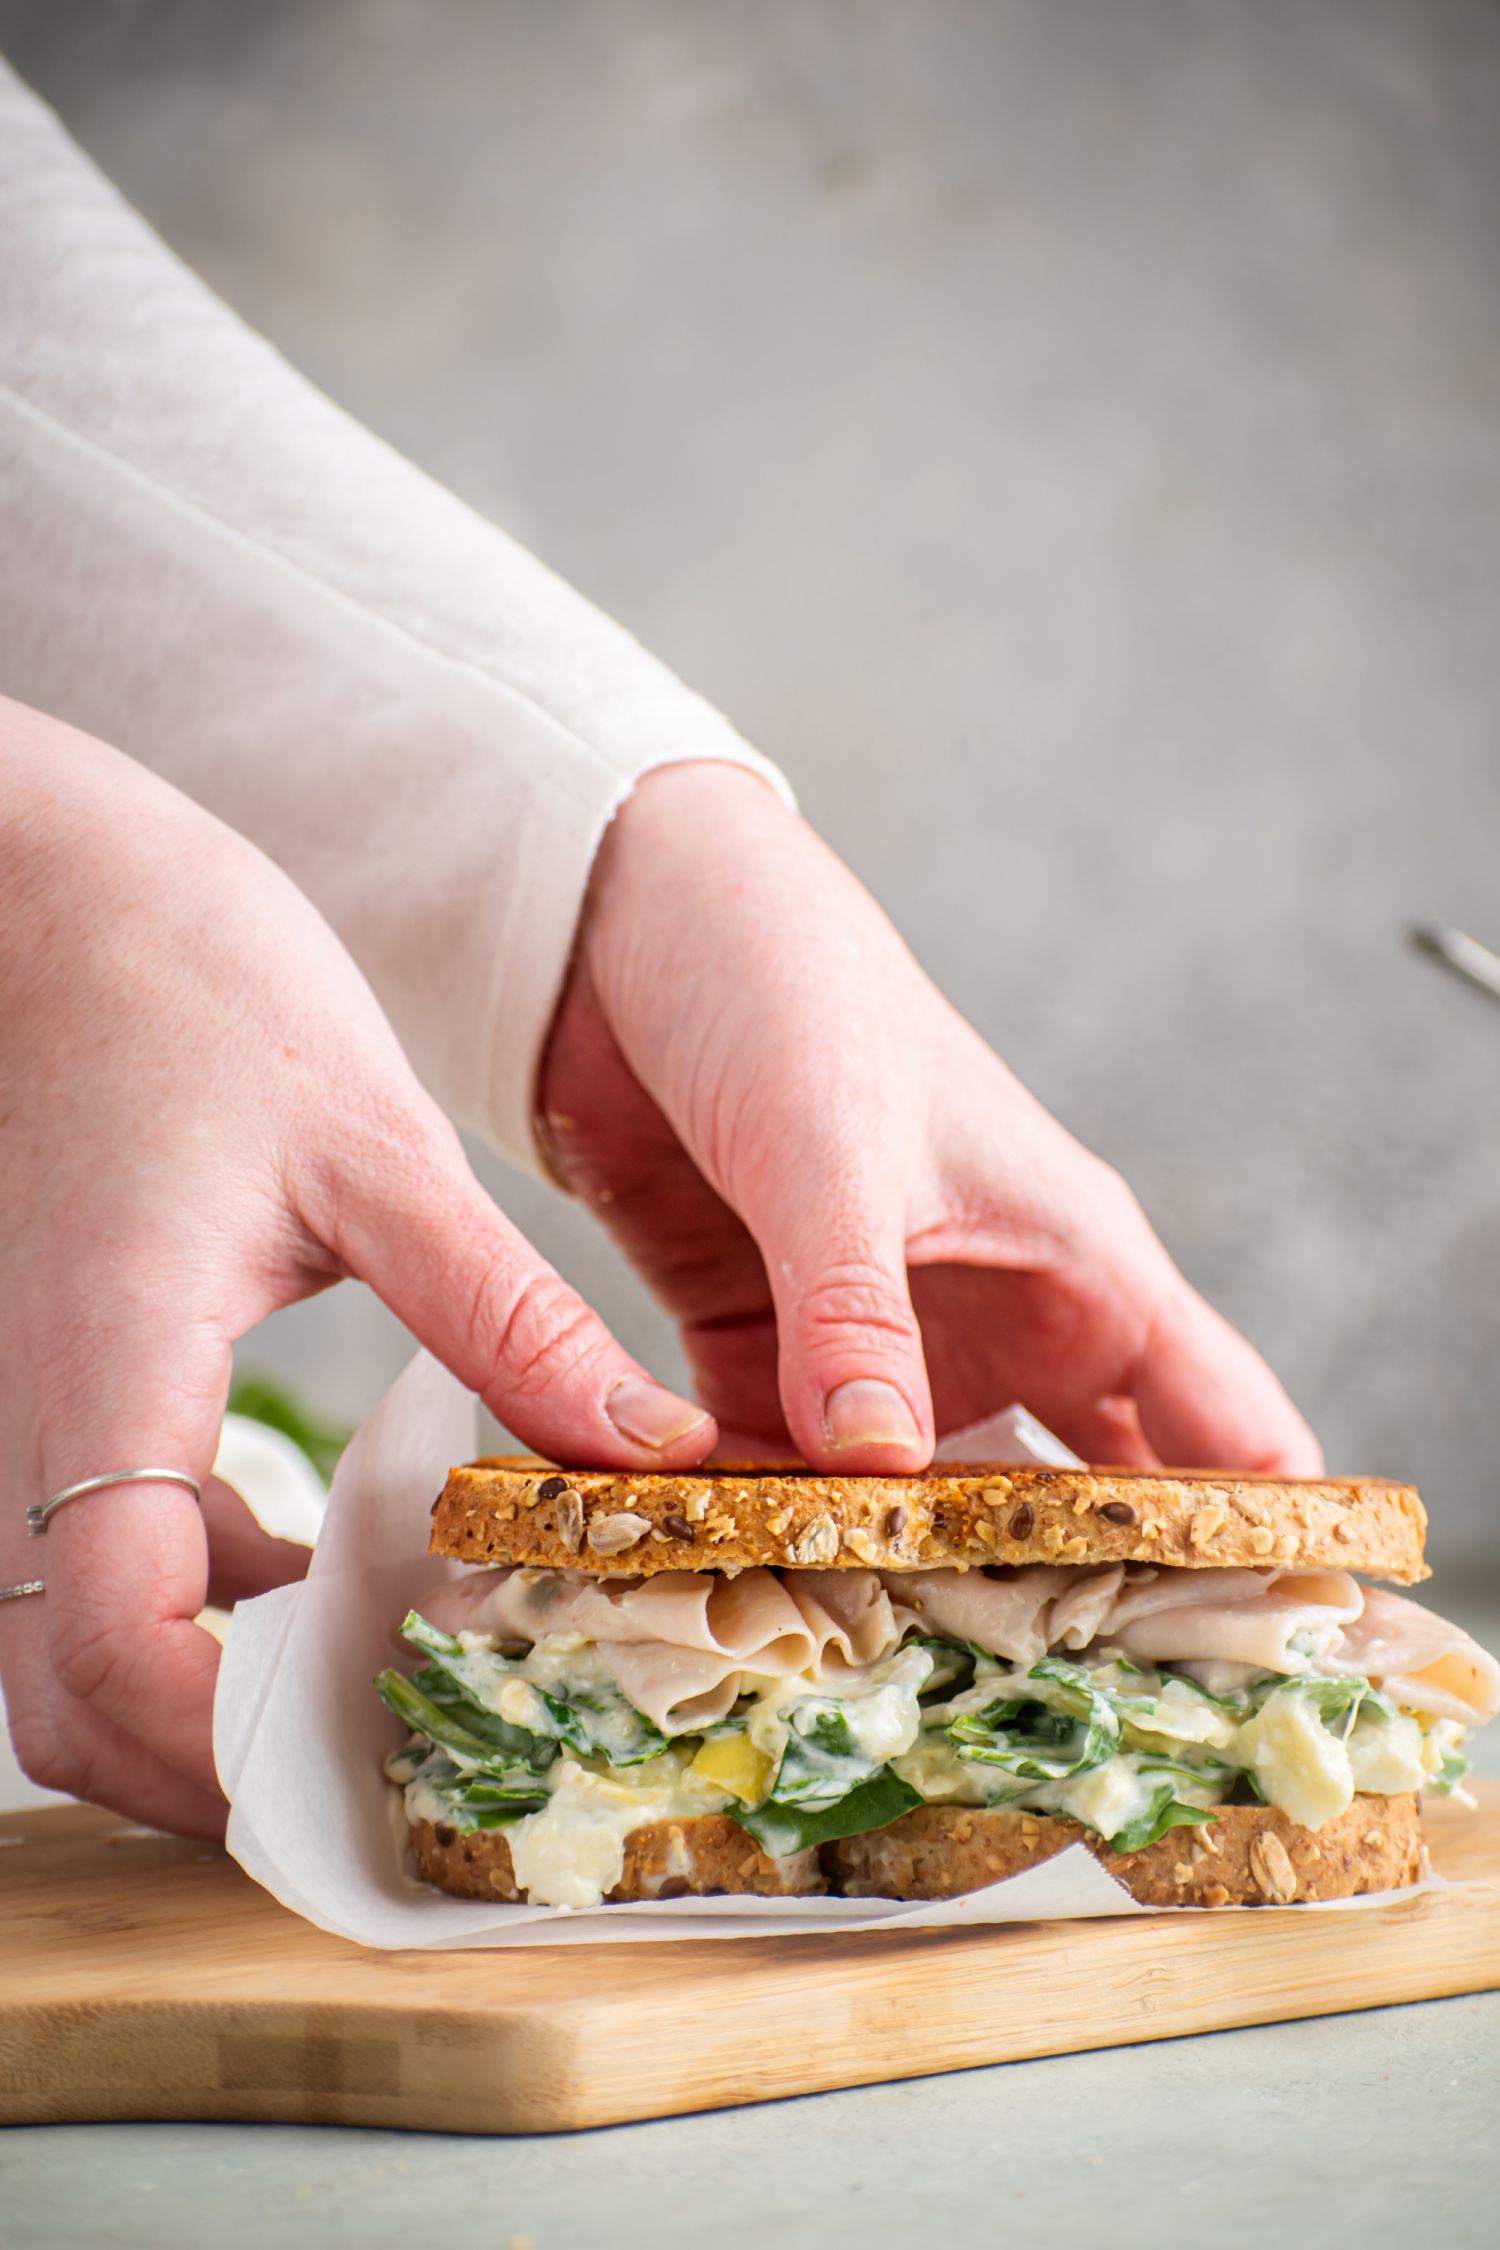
2, 1790, 1498, 2134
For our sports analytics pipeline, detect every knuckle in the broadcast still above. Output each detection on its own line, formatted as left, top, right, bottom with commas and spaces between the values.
49, 1604, 143, 1713
1073, 1160, 1157, 1266
798, 1259, 917, 1351
471, 1262, 606, 1405
1084, 1157, 1139, 1222
298, 1085, 457, 1240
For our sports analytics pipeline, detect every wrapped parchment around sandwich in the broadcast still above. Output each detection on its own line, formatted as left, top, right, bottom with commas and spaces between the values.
375, 1459, 1498, 1910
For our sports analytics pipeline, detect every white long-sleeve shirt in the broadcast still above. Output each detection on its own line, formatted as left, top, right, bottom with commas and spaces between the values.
0, 57, 789, 1171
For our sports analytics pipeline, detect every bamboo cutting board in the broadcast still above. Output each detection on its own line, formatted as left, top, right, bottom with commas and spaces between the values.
3, 1790, 1499, 2135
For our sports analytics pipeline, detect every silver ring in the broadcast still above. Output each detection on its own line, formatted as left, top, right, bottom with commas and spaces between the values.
27, 1467, 202, 1538
0, 1580, 45, 1602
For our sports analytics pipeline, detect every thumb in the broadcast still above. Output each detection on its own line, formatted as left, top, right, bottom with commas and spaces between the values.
312, 1111, 716, 1471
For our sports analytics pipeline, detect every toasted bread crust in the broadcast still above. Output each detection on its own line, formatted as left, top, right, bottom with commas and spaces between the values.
407, 1813, 826, 1902
430, 1458, 1427, 1584
828, 1794, 1425, 1906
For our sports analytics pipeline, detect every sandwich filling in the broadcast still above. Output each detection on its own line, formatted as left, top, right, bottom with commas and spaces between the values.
377, 1562, 1498, 1907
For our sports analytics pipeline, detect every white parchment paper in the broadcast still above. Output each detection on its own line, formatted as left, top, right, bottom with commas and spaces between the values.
216, 1355, 1435, 1947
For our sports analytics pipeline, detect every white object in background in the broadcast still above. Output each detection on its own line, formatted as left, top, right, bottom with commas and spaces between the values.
213, 1413, 329, 1547
935, 1404, 1086, 1467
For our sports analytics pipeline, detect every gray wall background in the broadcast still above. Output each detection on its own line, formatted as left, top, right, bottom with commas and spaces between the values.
5, 0, 1499, 1566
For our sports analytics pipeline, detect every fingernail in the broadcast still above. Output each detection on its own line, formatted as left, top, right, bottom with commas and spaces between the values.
606, 1375, 712, 1452
823, 1378, 921, 1451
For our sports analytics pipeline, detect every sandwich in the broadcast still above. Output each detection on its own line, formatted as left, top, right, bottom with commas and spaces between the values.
375, 1460, 1498, 1910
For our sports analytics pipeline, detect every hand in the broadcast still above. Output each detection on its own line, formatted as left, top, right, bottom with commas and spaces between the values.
0, 700, 714, 1834
540, 763, 1320, 1476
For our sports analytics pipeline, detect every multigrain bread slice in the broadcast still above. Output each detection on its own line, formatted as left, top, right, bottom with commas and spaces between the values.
409, 1800, 1421, 1907
409, 1814, 826, 1902
827, 1795, 1425, 1907
431, 1459, 1428, 1584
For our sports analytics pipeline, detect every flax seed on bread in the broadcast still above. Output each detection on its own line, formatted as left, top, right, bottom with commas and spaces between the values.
409, 1813, 825, 1903
827, 1794, 1425, 1906
430, 1458, 1428, 1584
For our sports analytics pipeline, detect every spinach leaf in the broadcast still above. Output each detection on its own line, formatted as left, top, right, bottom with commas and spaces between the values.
699, 1697, 756, 1741
948, 1684, 1119, 1781
390, 1749, 548, 1831
528, 1681, 667, 1768
441, 1775, 549, 1827
398, 1610, 465, 1661
772, 1702, 882, 1805
913, 1637, 977, 1700
1134, 1750, 1234, 1787
1108, 1785, 1218, 1855
1433, 1750, 1471, 1796
1148, 1671, 1249, 1715
1031, 1657, 1157, 1720
730, 1768, 922, 1857
397, 1610, 666, 1769
383, 1739, 430, 1785
374, 1667, 553, 1784
408, 1665, 556, 1768
1253, 1675, 1398, 1733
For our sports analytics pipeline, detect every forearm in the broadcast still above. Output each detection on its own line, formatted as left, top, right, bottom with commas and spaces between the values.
0, 56, 789, 1168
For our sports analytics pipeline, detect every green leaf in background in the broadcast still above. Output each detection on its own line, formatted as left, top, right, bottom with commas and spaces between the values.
730, 1768, 922, 1858
228, 1371, 352, 1483
1107, 1786, 1219, 1855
